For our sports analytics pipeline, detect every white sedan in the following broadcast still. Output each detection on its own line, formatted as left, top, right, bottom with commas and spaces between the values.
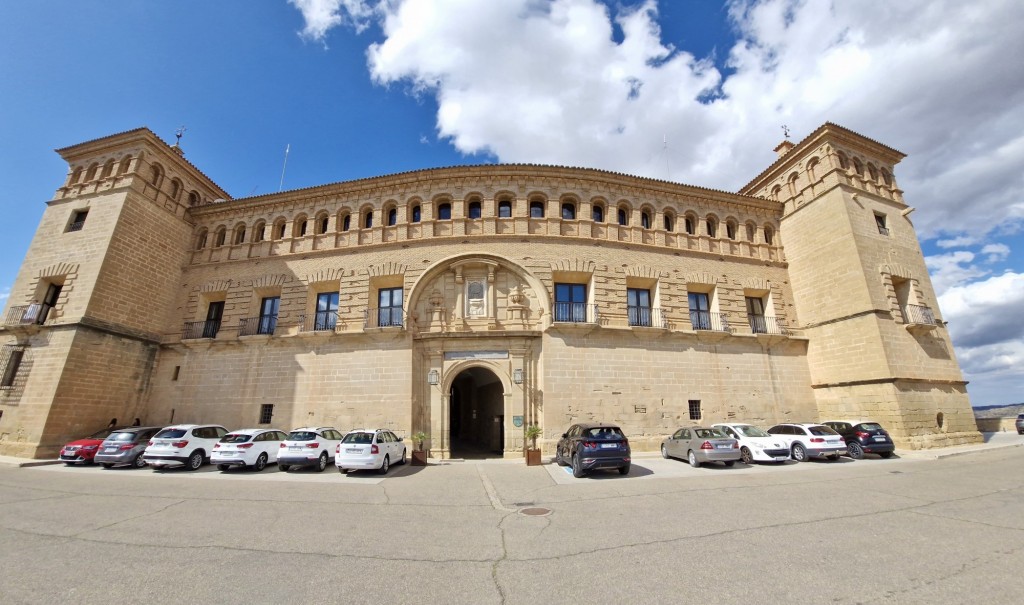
712, 423, 791, 464
211, 428, 289, 472
335, 429, 407, 475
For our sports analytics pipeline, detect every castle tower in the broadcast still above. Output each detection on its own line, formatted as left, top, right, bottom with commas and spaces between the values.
741, 123, 981, 448
0, 129, 228, 457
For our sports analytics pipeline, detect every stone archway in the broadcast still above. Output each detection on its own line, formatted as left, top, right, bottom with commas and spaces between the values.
448, 366, 505, 459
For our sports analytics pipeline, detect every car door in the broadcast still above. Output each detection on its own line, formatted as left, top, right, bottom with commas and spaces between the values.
675, 428, 692, 457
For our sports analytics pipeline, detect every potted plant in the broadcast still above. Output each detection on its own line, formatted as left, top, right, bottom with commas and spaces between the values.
411, 431, 429, 466
524, 425, 543, 466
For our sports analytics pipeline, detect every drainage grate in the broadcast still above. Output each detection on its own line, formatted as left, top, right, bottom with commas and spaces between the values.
519, 507, 552, 517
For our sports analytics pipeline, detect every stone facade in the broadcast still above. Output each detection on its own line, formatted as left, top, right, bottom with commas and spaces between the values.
0, 124, 981, 459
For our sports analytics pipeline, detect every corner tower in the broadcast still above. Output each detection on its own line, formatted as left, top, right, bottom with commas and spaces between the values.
741, 123, 981, 449
0, 129, 229, 457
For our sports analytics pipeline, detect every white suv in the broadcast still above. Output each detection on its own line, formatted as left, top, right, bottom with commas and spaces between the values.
278, 427, 345, 472
766, 423, 846, 462
335, 428, 407, 475
211, 428, 289, 472
144, 424, 228, 470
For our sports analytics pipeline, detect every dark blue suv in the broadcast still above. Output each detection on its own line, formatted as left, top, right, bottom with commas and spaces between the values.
555, 423, 631, 478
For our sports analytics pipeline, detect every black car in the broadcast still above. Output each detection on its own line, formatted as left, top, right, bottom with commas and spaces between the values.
554, 423, 631, 478
823, 421, 895, 459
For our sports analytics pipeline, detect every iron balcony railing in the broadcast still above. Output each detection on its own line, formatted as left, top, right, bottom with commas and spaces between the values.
553, 302, 599, 324
238, 315, 278, 336
299, 310, 339, 332
690, 310, 730, 332
67, 220, 86, 232
902, 304, 938, 325
183, 320, 221, 339
628, 306, 667, 328
3, 303, 53, 327
748, 314, 788, 335
365, 307, 404, 328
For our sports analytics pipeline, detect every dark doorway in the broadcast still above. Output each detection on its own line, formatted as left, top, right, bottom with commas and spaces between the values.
449, 367, 505, 459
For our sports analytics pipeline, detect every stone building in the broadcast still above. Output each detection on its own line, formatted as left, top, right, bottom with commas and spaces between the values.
0, 123, 981, 459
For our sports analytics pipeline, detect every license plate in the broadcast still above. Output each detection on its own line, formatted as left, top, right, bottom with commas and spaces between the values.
104, 447, 117, 453
600, 443, 617, 449
873, 436, 886, 442
289, 446, 302, 451
347, 448, 360, 453
222, 452, 234, 456
716, 444, 732, 449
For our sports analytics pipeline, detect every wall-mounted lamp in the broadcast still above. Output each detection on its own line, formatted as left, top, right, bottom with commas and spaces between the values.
427, 369, 439, 385
513, 368, 524, 384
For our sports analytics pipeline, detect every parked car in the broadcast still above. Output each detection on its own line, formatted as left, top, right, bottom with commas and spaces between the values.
712, 423, 791, 463
766, 423, 846, 462
335, 429, 407, 475
662, 426, 741, 468
554, 423, 631, 478
278, 427, 345, 472
1016, 414, 1024, 435
59, 427, 124, 465
822, 421, 896, 459
143, 424, 228, 470
94, 426, 163, 468
212, 428, 289, 471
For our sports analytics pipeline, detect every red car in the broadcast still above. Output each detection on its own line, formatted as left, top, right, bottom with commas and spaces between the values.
60, 428, 122, 465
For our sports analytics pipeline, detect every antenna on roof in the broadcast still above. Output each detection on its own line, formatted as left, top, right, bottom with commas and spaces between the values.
175, 125, 187, 145
278, 144, 290, 192
781, 124, 791, 140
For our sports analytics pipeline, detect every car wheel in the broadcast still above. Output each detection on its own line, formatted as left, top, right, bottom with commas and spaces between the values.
827, 454, 840, 461
253, 453, 268, 472
791, 443, 807, 462
619, 464, 630, 475
847, 442, 864, 460
740, 447, 753, 464
571, 451, 586, 478
661, 444, 670, 459
724, 460, 735, 467
688, 450, 701, 468
217, 464, 230, 471
315, 452, 328, 472
101, 463, 114, 469
399, 448, 407, 465
879, 451, 894, 459
187, 451, 204, 471
379, 454, 390, 475
279, 464, 290, 472
555, 448, 567, 466
132, 453, 147, 469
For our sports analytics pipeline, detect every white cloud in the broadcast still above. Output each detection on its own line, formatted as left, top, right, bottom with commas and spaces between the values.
289, 0, 375, 40
925, 251, 988, 296
981, 243, 1010, 263
936, 236, 977, 249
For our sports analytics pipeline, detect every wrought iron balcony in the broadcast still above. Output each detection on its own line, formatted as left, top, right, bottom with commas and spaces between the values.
553, 302, 599, 324
3, 303, 52, 327
628, 306, 667, 328
67, 219, 86, 232
902, 304, 938, 326
690, 310, 730, 332
365, 307, 404, 328
238, 315, 278, 336
183, 320, 221, 339
299, 310, 339, 332
748, 314, 788, 335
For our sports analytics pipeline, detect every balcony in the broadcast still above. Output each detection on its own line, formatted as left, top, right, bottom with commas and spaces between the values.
902, 304, 939, 333
365, 307, 404, 329
299, 310, 339, 333
183, 320, 221, 340
553, 302, 599, 324
748, 314, 788, 335
238, 315, 277, 337
3, 303, 53, 327
690, 310, 730, 332
628, 306, 667, 328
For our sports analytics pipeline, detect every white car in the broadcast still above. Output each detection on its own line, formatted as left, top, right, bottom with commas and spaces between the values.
278, 427, 345, 472
211, 428, 289, 472
712, 423, 791, 464
144, 424, 228, 470
335, 429, 407, 475
766, 423, 847, 462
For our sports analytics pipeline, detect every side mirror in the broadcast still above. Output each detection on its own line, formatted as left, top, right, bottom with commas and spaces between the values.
397, 437, 403, 441
562, 433, 568, 439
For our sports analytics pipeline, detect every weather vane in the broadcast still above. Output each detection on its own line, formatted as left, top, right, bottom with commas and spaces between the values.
175, 125, 187, 145
781, 124, 791, 140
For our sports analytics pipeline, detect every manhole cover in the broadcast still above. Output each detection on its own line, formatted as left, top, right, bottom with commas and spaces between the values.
519, 507, 552, 517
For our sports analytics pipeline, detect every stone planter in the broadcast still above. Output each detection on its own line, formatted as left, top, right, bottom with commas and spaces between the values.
525, 448, 542, 466
411, 450, 428, 466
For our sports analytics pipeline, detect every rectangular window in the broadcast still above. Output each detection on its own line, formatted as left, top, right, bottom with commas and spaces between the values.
746, 296, 766, 333
688, 400, 701, 421
1, 346, 26, 388
204, 301, 224, 338
874, 213, 889, 236
498, 201, 512, 218
688, 292, 711, 330
259, 404, 274, 425
315, 292, 339, 331
67, 209, 89, 232
258, 296, 280, 335
172, 366, 180, 381
378, 287, 403, 327
627, 288, 652, 327
554, 283, 587, 322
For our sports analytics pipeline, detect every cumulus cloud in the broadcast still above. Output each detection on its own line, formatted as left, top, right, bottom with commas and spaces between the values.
981, 243, 1010, 263
936, 236, 977, 249
925, 251, 988, 296
289, 0, 375, 40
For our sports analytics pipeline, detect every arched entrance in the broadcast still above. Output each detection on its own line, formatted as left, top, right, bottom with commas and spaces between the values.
449, 367, 505, 459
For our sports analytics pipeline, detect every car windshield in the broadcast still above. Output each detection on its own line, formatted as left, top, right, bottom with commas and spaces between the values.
88, 428, 115, 440
154, 428, 187, 439
287, 431, 318, 441
342, 432, 374, 444
220, 434, 253, 443
858, 423, 883, 431
737, 426, 770, 438
583, 427, 623, 439
808, 426, 839, 436
694, 428, 725, 439
104, 432, 137, 443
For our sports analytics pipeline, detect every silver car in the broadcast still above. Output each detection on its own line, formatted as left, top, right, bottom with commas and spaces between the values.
661, 426, 742, 468
94, 426, 163, 469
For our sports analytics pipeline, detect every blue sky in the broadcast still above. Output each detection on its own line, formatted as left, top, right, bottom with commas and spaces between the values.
2, 0, 1022, 405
